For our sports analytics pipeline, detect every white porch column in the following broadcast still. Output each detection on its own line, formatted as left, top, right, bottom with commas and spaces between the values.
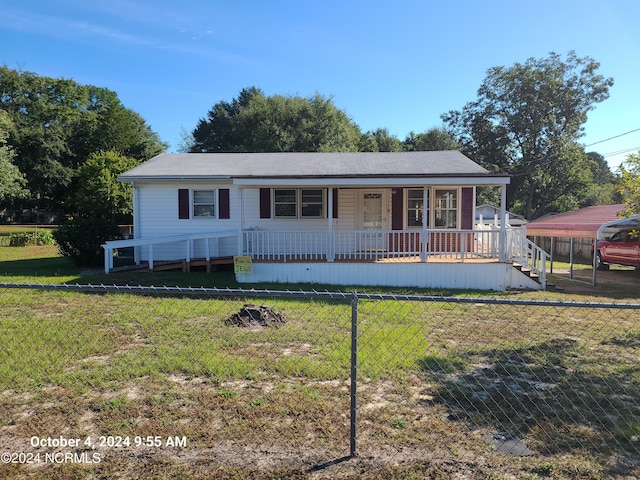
327, 187, 335, 262
132, 184, 141, 265
499, 184, 507, 263
421, 187, 429, 262
148, 245, 154, 270
103, 246, 111, 274
238, 188, 245, 256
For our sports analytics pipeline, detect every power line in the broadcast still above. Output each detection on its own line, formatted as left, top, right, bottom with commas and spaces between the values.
585, 128, 640, 147
602, 146, 640, 158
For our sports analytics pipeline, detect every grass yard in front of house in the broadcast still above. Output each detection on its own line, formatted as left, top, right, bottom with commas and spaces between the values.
0, 281, 639, 479
1, 230, 639, 478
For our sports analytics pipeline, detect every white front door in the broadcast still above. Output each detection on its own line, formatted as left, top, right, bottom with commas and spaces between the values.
361, 192, 386, 229
360, 191, 387, 253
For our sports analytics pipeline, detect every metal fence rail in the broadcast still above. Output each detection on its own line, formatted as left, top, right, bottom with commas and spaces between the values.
0, 283, 638, 479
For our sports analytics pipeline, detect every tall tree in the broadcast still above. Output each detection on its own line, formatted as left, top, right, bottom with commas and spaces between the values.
403, 127, 460, 151
0, 110, 28, 206
359, 128, 403, 152
579, 151, 620, 207
191, 87, 361, 153
619, 151, 640, 217
72, 151, 140, 219
0, 66, 166, 214
442, 51, 613, 219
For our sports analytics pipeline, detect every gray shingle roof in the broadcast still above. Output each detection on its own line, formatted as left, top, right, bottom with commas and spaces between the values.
120, 151, 504, 180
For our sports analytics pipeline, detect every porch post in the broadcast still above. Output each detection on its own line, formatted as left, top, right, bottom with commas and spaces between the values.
569, 237, 574, 279
499, 184, 507, 262
327, 187, 335, 262
133, 184, 141, 265
421, 187, 428, 262
103, 246, 111, 274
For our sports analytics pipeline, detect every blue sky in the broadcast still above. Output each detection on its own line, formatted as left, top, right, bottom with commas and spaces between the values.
1, 0, 639, 170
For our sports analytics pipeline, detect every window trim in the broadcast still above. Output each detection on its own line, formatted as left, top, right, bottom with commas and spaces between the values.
405, 188, 428, 229
272, 188, 326, 219
192, 189, 217, 218
433, 187, 459, 229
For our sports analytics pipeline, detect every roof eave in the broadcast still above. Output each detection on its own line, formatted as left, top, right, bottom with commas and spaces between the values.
119, 174, 510, 186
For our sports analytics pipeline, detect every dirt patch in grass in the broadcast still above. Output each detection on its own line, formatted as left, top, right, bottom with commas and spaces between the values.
2, 371, 638, 479
225, 304, 290, 329
548, 266, 640, 299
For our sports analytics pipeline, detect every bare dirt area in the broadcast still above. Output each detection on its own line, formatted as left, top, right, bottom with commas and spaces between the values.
1, 371, 638, 479
547, 265, 640, 299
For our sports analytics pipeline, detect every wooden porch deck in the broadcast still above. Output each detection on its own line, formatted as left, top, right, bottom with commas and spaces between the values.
251, 254, 500, 264
137, 254, 500, 273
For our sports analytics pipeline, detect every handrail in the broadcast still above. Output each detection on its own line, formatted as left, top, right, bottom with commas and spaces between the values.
101, 230, 239, 273
508, 228, 549, 289
242, 229, 504, 263
102, 230, 239, 249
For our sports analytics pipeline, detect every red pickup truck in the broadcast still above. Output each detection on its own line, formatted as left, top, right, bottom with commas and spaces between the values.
594, 229, 640, 270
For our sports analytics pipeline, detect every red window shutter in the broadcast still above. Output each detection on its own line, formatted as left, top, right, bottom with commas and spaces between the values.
219, 189, 230, 219
391, 188, 403, 230
259, 188, 271, 219
178, 189, 190, 219
461, 187, 474, 229
327, 188, 339, 218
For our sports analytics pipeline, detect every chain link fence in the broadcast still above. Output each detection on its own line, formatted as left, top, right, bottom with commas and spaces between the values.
0, 283, 638, 479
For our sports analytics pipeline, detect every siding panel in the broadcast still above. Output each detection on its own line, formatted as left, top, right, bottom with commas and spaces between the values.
137, 183, 240, 260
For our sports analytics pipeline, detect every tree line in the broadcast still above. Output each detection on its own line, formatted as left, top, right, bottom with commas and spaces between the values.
0, 51, 632, 229
0, 65, 167, 222
187, 53, 623, 220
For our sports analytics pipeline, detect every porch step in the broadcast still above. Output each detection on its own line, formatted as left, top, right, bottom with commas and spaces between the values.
512, 263, 541, 284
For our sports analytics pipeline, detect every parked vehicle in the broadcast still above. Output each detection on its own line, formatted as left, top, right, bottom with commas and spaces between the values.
593, 229, 640, 270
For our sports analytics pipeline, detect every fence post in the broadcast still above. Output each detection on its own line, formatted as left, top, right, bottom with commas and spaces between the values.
350, 292, 359, 458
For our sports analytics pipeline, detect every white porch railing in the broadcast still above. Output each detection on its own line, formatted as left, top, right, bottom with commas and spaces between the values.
242, 229, 504, 263
507, 227, 549, 289
101, 227, 548, 288
101, 230, 239, 274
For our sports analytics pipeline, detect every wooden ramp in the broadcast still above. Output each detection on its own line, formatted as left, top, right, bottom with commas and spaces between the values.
151, 257, 234, 273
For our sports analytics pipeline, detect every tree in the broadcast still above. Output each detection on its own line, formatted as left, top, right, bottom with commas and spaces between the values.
359, 128, 403, 152
72, 151, 140, 219
177, 126, 196, 153
618, 151, 640, 217
54, 150, 137, 266
0, 66, 166, 215
442, 51, 614, 219
580, 152, 620, 207
0, 110, 29, 206
191, 87, 361, 153
403, 127, 460, 151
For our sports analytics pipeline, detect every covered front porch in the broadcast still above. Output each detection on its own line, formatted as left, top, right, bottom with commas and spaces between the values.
102, 225, 547, 290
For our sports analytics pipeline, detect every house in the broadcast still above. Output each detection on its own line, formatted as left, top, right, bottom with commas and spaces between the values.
102, 151, 547, 290
476, 204, 526, 227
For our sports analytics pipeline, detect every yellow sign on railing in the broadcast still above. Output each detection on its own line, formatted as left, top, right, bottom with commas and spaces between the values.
233, 256, 252, 274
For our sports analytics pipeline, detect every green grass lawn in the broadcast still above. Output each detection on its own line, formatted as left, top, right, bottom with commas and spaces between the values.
0, 238, 639, 478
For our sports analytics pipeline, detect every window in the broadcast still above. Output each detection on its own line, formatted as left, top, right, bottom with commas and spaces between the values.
407, 189, 428, 228
434, 189, 457, 228
274, 189, 297, 217
273, 189, 325, 218
193, 190, 216, 217
301, 189, 323, 217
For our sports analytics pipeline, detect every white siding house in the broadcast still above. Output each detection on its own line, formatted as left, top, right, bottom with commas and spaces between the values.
103, 151, 548, 291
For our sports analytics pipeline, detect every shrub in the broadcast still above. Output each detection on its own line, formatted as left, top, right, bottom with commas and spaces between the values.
9, 230, 56, 247
53, 217, 121, 266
